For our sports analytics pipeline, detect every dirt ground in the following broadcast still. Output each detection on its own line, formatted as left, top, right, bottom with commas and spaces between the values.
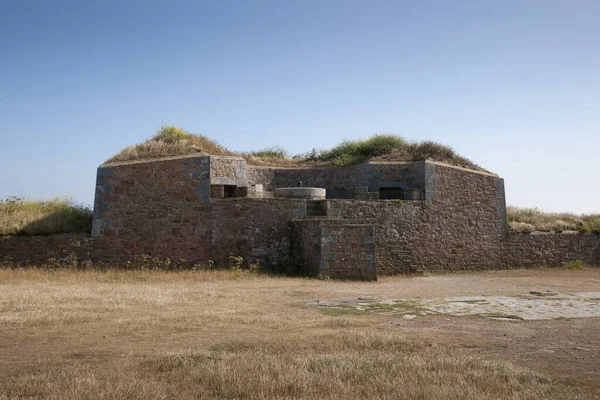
0, 268, 598, 399
320, 269, 600, 390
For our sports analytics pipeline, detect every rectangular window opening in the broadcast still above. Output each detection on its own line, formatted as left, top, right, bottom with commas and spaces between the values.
379, 187, 405, 200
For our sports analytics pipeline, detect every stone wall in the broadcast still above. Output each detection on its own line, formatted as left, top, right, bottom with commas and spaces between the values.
323, 163, 507, 274
292, 220, 377, 280
17, 155, 584, 277
247, 162, 425, 199
92, 156, 310, 266
1, 230, 598, 273
209, 156, 248, 187
0, 234, 94, 265
502, 233, 600, 268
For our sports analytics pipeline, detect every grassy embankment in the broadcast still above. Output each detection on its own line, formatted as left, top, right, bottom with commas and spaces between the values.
0, 197, 92, 236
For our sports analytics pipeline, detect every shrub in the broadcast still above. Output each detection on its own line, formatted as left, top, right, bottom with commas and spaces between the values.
313, 135, 409, 166
0, 197, 92, 236
152, 125, 194, 143
563, 260, 585, 270
251, 147, 288, 159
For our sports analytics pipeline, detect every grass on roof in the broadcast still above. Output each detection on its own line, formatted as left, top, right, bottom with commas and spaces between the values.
105, 125, 235, 164
507, 206, 600, 234
105, 125, 480, 170
302, 135, 478, 168
0, 197, 93, 236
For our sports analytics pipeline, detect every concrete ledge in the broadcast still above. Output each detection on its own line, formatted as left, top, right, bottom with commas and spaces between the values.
275, 187, 326, 199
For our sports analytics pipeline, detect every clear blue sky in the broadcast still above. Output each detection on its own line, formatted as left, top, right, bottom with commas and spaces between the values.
1, 0, 598, 213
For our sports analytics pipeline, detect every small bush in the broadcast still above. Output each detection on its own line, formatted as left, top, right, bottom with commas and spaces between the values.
251, 147, 288, 159
313, 135, 409, 166
563, 260, 585, 270
0, 197, 92, 236
152, 125, 194, 143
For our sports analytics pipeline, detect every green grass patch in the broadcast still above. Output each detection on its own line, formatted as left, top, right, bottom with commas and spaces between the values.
302, 134, 478, 169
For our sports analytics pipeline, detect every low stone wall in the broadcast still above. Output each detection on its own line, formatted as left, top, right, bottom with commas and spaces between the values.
502, 233, 600, 268
0, 234, 94, 266
1, 230, 598, 273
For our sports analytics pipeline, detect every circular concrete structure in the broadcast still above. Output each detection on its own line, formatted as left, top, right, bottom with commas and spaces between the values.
275, 187, 326, 200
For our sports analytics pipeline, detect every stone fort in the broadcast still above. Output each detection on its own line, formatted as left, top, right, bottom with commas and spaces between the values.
2, 146, 599, 278
84, 154, 598, 279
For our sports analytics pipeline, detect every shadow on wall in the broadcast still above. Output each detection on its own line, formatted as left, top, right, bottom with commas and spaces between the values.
0, 197, 93, 236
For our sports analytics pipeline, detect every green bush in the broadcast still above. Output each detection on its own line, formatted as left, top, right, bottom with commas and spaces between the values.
251, 147, 288, 159
152, 125, 194, 143
563, 260, 585, 270
314, 135, 409, 166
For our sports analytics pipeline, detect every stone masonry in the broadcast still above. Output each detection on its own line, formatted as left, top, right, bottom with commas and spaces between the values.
2, 154, 598, 279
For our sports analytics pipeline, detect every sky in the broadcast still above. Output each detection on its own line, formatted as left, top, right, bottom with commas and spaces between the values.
1, 0, 599, 213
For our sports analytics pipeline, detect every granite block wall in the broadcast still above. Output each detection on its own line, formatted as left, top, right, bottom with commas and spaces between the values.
291, 220, 376, 280
91, 156, 307, 266
4, 156, 595, 277
1, 231, 598, 271
501, 233, 600, 268
246, 161, 425, 199
0, 234, 94, 266
324, 163, 507, 274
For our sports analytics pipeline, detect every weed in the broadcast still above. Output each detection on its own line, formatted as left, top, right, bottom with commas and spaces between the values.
392, 199, 404, 206
250, 147, 288, 159
563, 260, 585, 270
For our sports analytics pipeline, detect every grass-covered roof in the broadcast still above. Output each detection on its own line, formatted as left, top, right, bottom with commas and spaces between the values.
105, 125, 481, 170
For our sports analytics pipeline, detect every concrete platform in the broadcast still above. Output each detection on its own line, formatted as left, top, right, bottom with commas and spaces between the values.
275, 187, 326, 199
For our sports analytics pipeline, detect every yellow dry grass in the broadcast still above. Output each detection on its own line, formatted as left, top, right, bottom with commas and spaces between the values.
507, 206, 600, 233
0, 269, 590, 399
0, 197, 92, 236
104, 126, 483, 171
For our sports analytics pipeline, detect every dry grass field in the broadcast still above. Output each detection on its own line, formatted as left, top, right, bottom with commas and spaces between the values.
1, 268, 599, 399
